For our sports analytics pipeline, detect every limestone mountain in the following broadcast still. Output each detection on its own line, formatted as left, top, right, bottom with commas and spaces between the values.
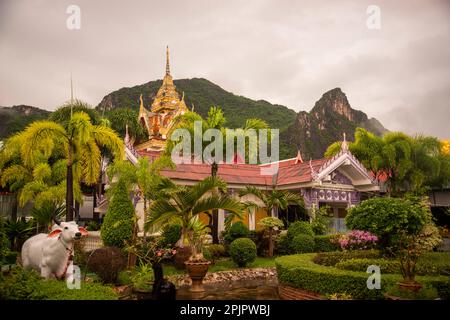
0, 105, 50, 139
281, 88, 388, 159
96, 78, 297, 131
97, 79, 387, 159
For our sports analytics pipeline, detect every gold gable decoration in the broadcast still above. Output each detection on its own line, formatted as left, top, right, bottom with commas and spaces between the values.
136, 46, 188, 152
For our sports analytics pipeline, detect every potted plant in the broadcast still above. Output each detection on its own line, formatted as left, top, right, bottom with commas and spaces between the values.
126, 238, 177, 299
145, 176, 243, 293
184, 219, 211, 292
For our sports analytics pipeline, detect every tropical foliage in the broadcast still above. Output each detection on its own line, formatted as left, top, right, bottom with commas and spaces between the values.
145, 176, 243, 260
100, 179, 135, 248
325, 128, 450, 195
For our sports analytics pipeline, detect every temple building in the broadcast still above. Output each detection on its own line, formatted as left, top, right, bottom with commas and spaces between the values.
122, 48, 380, 233
135, 46, 189, 152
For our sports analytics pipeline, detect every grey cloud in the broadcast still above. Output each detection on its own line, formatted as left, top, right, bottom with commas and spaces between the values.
0, 0, 448, 138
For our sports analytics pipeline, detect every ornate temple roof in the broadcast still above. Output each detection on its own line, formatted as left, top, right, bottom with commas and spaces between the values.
136, 46, 188, 151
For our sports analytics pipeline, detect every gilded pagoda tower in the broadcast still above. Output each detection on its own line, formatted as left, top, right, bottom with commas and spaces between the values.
136, 46, 189, 152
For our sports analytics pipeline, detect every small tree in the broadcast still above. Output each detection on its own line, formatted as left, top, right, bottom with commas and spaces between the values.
346, 196, 441, 285
258, 217, 284, 257
311, 206, 333, 235
101, 179, 135, 248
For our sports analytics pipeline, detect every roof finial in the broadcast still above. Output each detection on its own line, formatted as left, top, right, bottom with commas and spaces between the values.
295, 150, 303, 164
342, 132, 349, 152
166, 45, 170, 75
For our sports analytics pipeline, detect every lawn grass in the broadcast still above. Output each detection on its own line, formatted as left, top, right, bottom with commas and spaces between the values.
162, 256, 276, 276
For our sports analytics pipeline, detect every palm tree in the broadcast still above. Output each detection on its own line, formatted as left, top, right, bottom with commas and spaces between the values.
145, 176, 243, 259
239, 187, 304, 257
239, 186, 304, 218
19, 109, 123, 221
325, 128, 450, 195
165, 106, 270, 243
0, 133, 69, 211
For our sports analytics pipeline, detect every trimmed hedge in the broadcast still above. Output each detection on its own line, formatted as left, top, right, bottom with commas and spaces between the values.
314, 235, 341, 252
336, 253, 450, 276
224, 222, 250, 244
313, 250, 381, 266
276, 254, 450, 300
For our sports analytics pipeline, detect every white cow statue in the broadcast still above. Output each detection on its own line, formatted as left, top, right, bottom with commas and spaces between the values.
21, 220, 88, 279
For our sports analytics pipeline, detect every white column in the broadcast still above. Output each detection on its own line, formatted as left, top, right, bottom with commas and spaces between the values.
218, 209, 225, 234
249, 208, 256, 231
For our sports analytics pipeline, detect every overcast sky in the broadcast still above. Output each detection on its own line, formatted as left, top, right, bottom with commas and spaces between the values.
0, 0, 449, 138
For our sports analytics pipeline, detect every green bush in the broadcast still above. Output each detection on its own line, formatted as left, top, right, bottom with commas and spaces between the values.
0, 268, 117, 300
335, 253, 450, 276
205, 244, 226, 258
386, 284, 439, 300
314, 235, 341, 252
86, 221, 100, 231
346, 197, 433, 251
224, 221, 250, 244
131, 264, 154, 292
160, 223, 182, 247
287, 221, 314, 239
291, 234, 315, 253
313, 250, 381, 266
118, 270, 133, 286
275, 233, 292, 255
100, 179, 135, 248
229, 238, 257, 267
0, 218, 11, 264
336, 258, 400, 274
276, 254, 450, 300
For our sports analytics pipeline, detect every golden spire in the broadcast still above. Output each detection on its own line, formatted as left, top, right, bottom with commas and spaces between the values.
166, 45, 170, 76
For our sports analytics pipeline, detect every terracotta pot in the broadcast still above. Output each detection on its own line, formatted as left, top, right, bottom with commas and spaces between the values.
185, 261, 211, 293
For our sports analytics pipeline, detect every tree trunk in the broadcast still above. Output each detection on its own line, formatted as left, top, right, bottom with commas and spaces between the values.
211, 162, 219, 244
268, 228, 274, 258
66, 145, 74, 221
143, 195, 147, 240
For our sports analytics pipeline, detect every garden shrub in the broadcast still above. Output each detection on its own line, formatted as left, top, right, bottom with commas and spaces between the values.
118, 270, 133, 286
336, 258, 401, 274
160, 223, 182, 247
287, 221, 314, 239
100, 179, 135, 248
247, 230, 264, 255
275, 254, 450, 299
291, 234, 315, 253
0, 218, 12, 265
0, 268, 117, 300
229, 238, 257, 267
205, 244, 226, 259
86, 246, 126, 283
224, 221, 250, 244
276, 233, 292, 255
314, 235, 341, 252
130, 264, 154, 292
386, 284, 439, 300
336, 253, 450, 276
313, 250, 381, 266
203, 247, 213, 262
